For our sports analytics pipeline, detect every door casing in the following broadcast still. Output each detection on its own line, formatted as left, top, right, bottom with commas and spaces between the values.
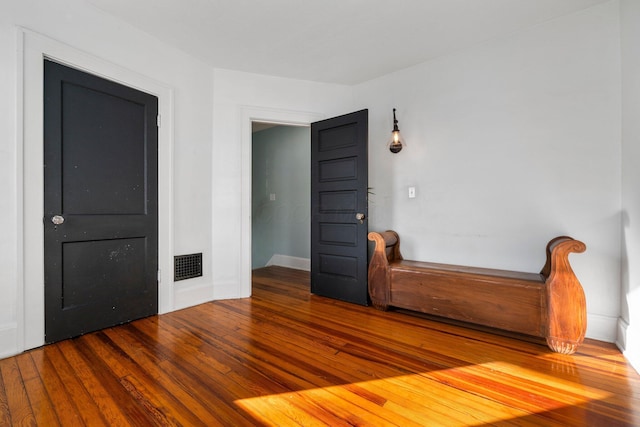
240, 107, 324, 296
18, 29, 174, 352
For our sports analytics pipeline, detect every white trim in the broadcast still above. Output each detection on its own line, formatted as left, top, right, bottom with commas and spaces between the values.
19, 28, 175, 351
266, 254, 311, 271
617, 318, 640, 374
585, 312, 618, 343
173, 282, 214, 311
0, 323, 18, 359
240, 107, 324, 297
15, 27, 26, 356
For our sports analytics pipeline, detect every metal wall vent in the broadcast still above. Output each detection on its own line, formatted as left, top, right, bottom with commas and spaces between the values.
174, 253, 202, 281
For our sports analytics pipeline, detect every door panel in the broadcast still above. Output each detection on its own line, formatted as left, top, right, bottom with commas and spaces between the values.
44, 60, 158, 343
311, 110, 368, 305
62, 238, 148, 309
61, 82, 147, 215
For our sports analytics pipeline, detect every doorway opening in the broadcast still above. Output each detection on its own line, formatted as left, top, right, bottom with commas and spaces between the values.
251, 122, 311, 272
239, 108, 322, 297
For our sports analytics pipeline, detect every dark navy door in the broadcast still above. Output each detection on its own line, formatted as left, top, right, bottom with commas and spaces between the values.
44, 60, 159, 343
310, 110, 369, 305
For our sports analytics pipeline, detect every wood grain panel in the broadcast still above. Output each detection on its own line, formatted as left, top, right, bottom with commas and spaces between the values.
390, 264, 547, 335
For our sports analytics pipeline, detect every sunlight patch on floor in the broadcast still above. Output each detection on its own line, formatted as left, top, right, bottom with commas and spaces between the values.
234, 363, 611, 426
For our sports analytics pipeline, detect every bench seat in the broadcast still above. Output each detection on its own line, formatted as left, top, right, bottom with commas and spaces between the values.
368, 231, 587, 354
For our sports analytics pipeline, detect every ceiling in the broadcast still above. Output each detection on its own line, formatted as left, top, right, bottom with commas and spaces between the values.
87, 0, 609, 85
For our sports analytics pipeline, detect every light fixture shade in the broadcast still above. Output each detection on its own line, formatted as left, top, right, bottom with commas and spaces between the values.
388, 129, 404, 153
388, 108, 404, 153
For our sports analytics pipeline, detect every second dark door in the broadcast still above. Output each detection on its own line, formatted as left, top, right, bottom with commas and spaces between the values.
310, 110, 369, 305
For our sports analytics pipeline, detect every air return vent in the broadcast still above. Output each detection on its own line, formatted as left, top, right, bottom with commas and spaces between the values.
174, 253, 202, 281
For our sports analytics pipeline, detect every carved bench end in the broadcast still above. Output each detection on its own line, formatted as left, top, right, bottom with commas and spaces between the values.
544, 236, 587, 354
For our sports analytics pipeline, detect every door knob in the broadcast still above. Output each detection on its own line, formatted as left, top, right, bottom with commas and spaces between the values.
356, 213, 366, 224
51, 215, 65, 225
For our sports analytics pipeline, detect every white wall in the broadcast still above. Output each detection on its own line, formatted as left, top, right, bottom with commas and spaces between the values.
355, 1, 622, 342
0, 6, 20, 355
620, 0, 640, 372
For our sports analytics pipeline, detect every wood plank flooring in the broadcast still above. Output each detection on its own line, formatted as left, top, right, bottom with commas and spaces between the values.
1, 266, 639, 426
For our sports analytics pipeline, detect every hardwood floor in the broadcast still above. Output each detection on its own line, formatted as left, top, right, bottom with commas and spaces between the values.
1, 266, 639, 426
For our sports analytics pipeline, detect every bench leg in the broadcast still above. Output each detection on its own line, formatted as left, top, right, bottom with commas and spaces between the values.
368, 266, 390, 311
371, 300, 389, 311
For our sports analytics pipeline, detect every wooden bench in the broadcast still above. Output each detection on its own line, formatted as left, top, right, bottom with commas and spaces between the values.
368, 231, 587, 354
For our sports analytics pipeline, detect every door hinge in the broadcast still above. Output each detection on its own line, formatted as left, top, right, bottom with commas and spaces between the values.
156, 114, 161, 128
157, 269, 161, 283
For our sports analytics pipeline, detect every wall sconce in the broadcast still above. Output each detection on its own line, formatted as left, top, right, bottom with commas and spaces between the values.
388, 108, 404, 153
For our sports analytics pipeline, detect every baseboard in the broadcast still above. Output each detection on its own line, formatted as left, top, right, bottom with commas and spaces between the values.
616, 318, 640, 374
173, 280, 214, 311
266, 254, 310, 271
585, 312, 618, 343
0, 323, 18, 360
213, 279, 249, 300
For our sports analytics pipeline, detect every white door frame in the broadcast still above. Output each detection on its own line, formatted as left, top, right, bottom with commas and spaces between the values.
18, 29, 175, 351
239, 107, 324, 297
